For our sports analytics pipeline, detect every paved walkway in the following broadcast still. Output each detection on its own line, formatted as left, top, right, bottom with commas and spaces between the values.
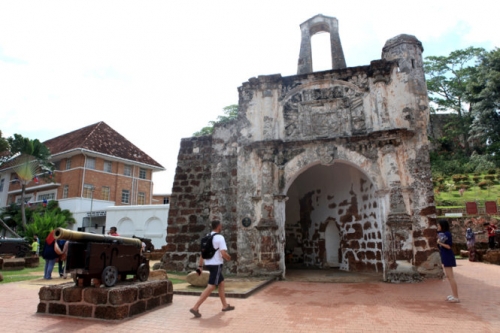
1, 260, 499, 332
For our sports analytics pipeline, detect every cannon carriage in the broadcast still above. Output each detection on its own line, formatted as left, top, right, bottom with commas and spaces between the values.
0, 238, 31, 258
54, 228, 149, 287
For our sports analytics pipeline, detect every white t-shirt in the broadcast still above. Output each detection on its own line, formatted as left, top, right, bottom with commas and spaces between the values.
204, 232, 227, 266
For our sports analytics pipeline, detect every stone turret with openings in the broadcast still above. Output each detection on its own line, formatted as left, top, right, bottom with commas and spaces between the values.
297, 14, 346, 74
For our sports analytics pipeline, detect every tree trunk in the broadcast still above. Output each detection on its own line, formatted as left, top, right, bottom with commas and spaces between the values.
21, 183, 27, 231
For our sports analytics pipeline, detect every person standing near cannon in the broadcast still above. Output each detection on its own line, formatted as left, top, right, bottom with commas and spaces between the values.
31, 235, 39, 257
42, 230, 58, 279
108, 226, 119, 236
190, 220, 235, 318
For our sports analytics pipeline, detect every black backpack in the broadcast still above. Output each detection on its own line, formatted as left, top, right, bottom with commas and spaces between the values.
200, 232, 219, 259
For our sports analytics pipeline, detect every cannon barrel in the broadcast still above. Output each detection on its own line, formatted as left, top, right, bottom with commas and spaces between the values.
54, 228, 142, 247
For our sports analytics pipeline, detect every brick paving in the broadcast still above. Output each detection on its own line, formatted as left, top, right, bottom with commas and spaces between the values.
1, 260, 499, 333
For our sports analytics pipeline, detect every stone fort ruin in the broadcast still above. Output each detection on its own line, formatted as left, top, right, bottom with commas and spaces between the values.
162, 14, 439, 282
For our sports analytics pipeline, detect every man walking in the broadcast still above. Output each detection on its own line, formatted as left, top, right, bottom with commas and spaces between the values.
190, 220, 235, 318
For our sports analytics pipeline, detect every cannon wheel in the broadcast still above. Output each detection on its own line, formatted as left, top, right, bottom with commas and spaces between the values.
102, 266, 119, 287
137, 263, 149, 282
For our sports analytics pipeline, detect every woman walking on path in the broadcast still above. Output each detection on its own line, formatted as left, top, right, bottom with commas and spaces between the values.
437, 220, 460, 303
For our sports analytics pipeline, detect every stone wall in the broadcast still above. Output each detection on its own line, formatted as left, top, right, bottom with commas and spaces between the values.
37, 280, 173, 320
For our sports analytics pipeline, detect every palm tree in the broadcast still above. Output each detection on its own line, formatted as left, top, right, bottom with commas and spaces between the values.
7, 134, 54, 231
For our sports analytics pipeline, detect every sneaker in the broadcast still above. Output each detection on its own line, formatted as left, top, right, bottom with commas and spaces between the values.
447, 296, 460, 303
446, 295, 454, 300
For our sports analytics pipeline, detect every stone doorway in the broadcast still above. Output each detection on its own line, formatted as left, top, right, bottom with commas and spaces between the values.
284, 162, 383, 276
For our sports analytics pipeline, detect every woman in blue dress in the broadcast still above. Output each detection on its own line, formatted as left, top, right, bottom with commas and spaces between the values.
437, 220, 460, 303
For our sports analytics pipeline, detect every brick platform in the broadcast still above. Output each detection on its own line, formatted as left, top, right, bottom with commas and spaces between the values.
37, 279, 173, 320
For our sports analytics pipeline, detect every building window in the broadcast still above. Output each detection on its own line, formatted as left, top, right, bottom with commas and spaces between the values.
37, 193, 55, 201
138, 192, 145, 205
62, 185, 69, 199
0, 179, 4, 192
139, 168, 147, 179
83, 184, 94, 198
163, 197, 169, 204
54, 161, 60, 170
124, 165, 132, 176
104, 161, 112, 173
86, 157, 96, 170
16, 196, 32, 204
66, 158, 71, 170
121, 190, 130, 204
102, 186, 110, 201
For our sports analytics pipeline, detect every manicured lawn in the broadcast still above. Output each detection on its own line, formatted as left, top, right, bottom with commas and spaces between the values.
434, 173, 500, 206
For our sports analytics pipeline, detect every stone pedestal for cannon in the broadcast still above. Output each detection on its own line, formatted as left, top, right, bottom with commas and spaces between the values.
37, 280, 173, 320
54, 228, 149, 287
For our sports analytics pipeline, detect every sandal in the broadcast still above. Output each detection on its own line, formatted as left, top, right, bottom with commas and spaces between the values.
190, 308, 201, 318
222, 304, 235, 312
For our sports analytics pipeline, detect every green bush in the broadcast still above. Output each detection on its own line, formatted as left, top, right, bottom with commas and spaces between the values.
484, 174, 496, 182
473, 176, 481, 183
451, 174, 462, 183
478, 180, 491, 189
488, 169, 497, 174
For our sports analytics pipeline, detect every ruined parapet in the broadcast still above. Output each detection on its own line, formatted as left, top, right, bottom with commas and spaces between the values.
166, 15, 438, 283
297, 14, 346, 74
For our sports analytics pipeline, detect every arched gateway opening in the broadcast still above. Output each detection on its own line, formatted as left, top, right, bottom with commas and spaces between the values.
284, 162, 383, 276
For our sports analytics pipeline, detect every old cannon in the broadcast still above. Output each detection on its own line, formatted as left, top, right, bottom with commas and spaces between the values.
133, 235, 155, 252
54, 228, 149, 287
0, 238, 31, 258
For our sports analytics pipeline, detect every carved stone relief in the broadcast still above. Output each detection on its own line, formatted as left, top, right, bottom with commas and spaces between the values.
283, 84, 366, 140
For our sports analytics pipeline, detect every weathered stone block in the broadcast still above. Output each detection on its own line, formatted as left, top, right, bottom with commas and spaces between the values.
152, 280, 172, 296
129, 300, 146, 317
24, 256, 39, 268
146, 296, 161, 310
39, 285, 63, 301
48, 303, 67, 315
148, 269, 168, 281
94, 305, 129, 320
109, 286, 138, 305
138, 284, 154, 299
63, 286, 83, 302
2, 258, 25, 270
186, 270, 209, 287
37, 302, 46, 313
483, 250, 500, 265
162, 293, 174, 304
83, 288, 108, 304
68, 304, 93, 317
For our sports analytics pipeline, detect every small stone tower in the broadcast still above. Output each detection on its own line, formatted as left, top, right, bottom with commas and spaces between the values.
297, 14, 346, 74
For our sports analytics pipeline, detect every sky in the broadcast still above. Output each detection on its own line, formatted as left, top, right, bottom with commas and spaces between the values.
1, 0, 498, 193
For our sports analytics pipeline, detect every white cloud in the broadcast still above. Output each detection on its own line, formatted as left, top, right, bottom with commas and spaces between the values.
1, 0, 498, 193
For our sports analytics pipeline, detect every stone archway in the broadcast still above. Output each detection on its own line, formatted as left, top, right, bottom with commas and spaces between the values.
284, 161, 383, 274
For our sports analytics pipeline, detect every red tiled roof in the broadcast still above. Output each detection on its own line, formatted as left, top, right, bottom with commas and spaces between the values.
43, 122, 164, 169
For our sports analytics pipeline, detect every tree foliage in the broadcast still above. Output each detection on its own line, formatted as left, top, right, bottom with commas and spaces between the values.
5, 134, 54, 230
424, 47, 485, 155
0, 130, 9, 160
0, 200, 74, 238
468, 48, 500, 162
193, 104, 238, 136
